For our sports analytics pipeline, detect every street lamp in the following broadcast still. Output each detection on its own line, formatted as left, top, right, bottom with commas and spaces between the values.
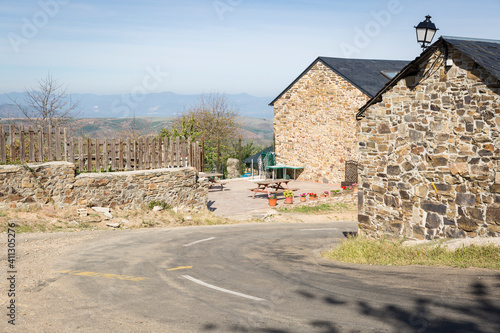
415, 15, 438, 49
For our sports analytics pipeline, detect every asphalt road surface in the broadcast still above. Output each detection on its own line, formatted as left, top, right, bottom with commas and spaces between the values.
14, 222, 500, 332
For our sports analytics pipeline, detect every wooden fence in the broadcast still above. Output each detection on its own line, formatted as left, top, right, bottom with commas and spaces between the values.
0, 125, 204, 172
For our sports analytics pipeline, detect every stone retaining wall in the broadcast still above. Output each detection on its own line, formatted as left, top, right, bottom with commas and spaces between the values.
358, 45, 500, 239
0, 162, 208, 211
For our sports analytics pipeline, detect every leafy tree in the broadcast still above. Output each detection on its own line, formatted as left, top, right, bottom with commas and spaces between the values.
161, 93, 239, 173
159, 115, 203, 141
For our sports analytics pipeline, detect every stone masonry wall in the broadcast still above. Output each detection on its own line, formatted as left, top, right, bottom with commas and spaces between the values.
358, 45, 500, 239
273, 61, 369, 184
0, 162, 208, 211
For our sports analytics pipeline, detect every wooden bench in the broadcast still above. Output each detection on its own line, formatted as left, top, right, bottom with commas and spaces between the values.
210, 180, 226, 191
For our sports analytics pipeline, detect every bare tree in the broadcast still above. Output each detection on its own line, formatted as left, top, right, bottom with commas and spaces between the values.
8, 74, 80, 129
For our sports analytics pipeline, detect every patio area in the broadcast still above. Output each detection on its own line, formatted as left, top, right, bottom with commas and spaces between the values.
206, 178, 349, 220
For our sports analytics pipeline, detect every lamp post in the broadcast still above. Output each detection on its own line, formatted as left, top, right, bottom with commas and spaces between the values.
415, 15, 438, 49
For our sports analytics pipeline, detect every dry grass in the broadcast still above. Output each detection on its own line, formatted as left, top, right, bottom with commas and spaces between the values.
323, 236, 500, 269
0, 205, 234, 233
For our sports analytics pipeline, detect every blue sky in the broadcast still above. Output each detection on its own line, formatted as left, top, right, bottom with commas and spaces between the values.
1, 0, 499, 98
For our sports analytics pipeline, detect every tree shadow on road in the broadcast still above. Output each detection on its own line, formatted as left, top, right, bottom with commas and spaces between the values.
199, 278, 500, 333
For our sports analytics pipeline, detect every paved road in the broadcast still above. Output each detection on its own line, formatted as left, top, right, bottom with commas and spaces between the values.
18, 222, 500, 332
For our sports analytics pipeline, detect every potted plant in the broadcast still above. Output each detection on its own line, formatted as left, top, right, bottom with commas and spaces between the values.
268, 193, 278, 207
309, 193, 317, 201
299, 193, 307, 202
320, 191, 329, 198
284, 190, 294, 204
330, 189, 341, 196
352, 183, 359, 193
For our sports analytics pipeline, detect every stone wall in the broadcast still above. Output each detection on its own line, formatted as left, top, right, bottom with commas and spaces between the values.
358, 45, 500, 239
0, 162, 208, 211
273, 61, 368, 184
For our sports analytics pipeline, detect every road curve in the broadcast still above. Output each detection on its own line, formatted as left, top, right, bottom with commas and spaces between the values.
18, 222, 500, 333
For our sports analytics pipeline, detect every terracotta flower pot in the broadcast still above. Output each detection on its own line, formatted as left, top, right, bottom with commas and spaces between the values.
285, 197, 293, 204
269, 198, 278, 206
300, 197, 306, 202
310, 196, 317, 201
353, 187, 359, 193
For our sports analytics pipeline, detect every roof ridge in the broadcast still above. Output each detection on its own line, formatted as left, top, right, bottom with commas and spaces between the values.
318, 56, 408, 62
442, 35, 500, 44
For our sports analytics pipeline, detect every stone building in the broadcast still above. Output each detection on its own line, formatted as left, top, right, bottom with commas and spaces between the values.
356, 36, 500, 239
270, 57, 407, 184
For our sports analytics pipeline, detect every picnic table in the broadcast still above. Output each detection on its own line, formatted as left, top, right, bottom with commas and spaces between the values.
200, 172, 225, 191
249, 179, 299, 199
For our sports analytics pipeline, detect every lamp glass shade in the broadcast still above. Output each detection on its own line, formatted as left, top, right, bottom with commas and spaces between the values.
424, 28, 436, 43
416, 27, 428, 43
415, 15, 438, 47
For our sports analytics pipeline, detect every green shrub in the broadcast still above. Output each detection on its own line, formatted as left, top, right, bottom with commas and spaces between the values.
148, 200, 171, 210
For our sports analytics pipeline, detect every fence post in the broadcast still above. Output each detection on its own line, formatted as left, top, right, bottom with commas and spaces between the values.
0, 126, 5, 164
119, 138, 124, 171
47, 125, 53, 161
38, 127, 43, 162
174, 137, 179, 167
158, 137, 163, 168
87, 137, 92, 172
95, 138, 101, 171
193, 141, 197, 172
180, 137, 185, 167
70, 137, 75, 164
29, 126, 35, 162
151, 138, 156, 169
201, 139, 205, 172
162, 137, 167, 168
55, 126, 61, 161
169, 138, 173, 167
110, 139, 116, 171
187, 138, 192, 167
9, 125, 16, 162
126, 138, 132, 171
133, 139, 138, 171
63, 128, 68, 162
20, 126, 25, 163
102, 139, 108, 171
78, 137, 83, 171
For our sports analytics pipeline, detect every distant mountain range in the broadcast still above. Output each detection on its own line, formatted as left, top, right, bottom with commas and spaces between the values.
0, 91, 275, 119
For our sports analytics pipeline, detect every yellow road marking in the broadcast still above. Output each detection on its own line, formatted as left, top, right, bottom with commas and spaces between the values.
60, 270, 150, 282
167, 266, 193, 271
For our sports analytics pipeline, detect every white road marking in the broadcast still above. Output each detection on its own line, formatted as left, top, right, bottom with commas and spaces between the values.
183, 237, 216, 247
300, 228, 338, 231
182, 275, 265, 301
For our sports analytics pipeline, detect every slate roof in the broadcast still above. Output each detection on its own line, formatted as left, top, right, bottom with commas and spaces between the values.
444, 36, 500, 82
356, 36, 500, 119
269, 57, 408, 106
243, 146, 273, 164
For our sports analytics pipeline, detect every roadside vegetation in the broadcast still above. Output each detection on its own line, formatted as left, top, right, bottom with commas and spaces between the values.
278, 202, 354, 214
324, 236, 500, 269
0, 205, 237, 233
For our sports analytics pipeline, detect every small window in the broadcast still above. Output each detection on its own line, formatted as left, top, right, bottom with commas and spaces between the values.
381, 71, 398, 79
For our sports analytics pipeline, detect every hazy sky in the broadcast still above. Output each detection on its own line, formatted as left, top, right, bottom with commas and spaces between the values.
1, 0, 499, 98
